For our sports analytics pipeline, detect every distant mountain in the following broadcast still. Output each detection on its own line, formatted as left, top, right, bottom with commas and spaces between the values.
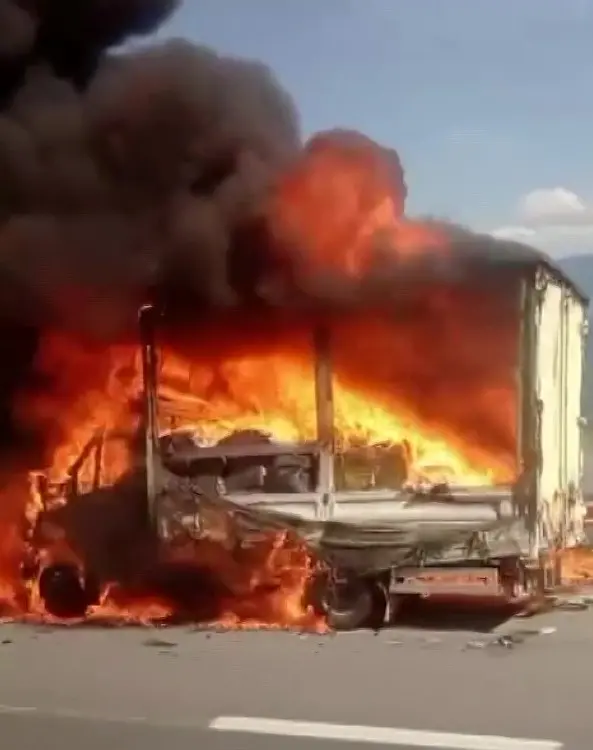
557, 254, 593, 301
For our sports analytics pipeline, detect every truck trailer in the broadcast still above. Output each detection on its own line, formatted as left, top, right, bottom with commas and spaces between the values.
29, 254, 590, 629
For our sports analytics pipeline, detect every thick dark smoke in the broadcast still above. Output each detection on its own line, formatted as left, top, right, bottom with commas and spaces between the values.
0, 0, 302, 337
0, 0, 306, 455
0, 2, 553, 389
0, 0, 550, 341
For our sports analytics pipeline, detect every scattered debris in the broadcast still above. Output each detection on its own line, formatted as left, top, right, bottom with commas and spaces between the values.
493, 635, 515, 649
464, 626, 556, 651
515, 596, 556, 617
510, 627, 556, 639
465, 639, 488, 650
554, 597, 590, 612
143, 637, 177, 649
420, 636, 442, 648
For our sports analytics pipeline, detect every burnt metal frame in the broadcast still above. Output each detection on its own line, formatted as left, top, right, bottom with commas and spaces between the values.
517, 262, 590, 561
139, 303, 161, 523
34, 429, 107, 511
30, 263, 588, 582
137, 303, 516, 534
138, 305, 338, 526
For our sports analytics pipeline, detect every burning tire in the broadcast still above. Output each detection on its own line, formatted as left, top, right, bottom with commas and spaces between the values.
306, 572, 387, 631
38, 564, 97, 619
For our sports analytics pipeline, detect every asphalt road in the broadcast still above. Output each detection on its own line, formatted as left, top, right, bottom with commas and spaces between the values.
1, 605, 592, 750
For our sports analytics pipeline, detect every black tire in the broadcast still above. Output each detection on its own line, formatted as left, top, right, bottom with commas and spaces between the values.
307, 573, 385, 631
38, 563, 91, 619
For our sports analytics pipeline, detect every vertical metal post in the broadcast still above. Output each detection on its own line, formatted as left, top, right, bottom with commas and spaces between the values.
515, 278, 526, 481
92, 430, 105, 491
313, 325, 335, 508
527, 272, 545, 562
138, 303, 160, 524
515, 274, 540, 561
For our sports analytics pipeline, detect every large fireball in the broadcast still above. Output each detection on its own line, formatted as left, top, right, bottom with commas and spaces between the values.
0, 130, 520, 627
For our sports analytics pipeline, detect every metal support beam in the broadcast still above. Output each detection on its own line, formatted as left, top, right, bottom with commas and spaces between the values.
92, 430, 105, 491
313, 325, 335, 509
139, 303, 160, 525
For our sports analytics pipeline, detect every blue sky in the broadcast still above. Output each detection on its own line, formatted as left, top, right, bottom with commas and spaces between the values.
143, 0, 593, 256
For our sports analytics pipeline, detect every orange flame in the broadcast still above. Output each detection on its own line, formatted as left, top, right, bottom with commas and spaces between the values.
0, 130, 521, 627
269, 130, 443, 281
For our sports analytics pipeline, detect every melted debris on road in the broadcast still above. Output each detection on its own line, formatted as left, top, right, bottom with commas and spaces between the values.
464, 626, 557, 651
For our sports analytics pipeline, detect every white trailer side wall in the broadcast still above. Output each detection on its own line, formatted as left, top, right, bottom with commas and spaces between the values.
535, 274, 587, 550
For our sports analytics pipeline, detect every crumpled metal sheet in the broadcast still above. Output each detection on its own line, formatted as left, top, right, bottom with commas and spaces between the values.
156, 478, 520, 571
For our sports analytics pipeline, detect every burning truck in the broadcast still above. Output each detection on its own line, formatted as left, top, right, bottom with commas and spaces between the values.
0, 2, 589, 630
21, 251, 589, 630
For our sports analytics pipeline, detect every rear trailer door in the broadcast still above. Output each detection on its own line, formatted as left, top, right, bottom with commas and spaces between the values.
534, 272, 586, 550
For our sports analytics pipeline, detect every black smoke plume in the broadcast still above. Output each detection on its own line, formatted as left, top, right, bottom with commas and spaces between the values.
0, 0, 302, 338
0, 1, 551, 453
0, 0, 549, 336
0, 0, 306, 454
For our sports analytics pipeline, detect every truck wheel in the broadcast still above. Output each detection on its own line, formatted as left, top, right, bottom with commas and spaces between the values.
307, 573, 385, 631
38, 563, 91, 619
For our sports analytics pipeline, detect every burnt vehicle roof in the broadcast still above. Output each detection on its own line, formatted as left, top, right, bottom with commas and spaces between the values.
538, 257, 589, 305
455, 231, 589, 306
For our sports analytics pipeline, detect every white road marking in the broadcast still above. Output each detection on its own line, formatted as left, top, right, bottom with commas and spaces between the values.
0, 703, 157, 725
209, 716, 562, 750
0, 703, 192, 729
0, 704, 37, 714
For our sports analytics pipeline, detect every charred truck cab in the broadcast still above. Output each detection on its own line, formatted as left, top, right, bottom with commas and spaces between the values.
134, 256, 589, 630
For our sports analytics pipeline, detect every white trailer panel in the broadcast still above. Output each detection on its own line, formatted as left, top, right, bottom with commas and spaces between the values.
534, 271, 587, 552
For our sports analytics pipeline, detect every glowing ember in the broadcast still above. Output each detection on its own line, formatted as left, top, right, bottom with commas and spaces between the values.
558, 547, 593, 583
